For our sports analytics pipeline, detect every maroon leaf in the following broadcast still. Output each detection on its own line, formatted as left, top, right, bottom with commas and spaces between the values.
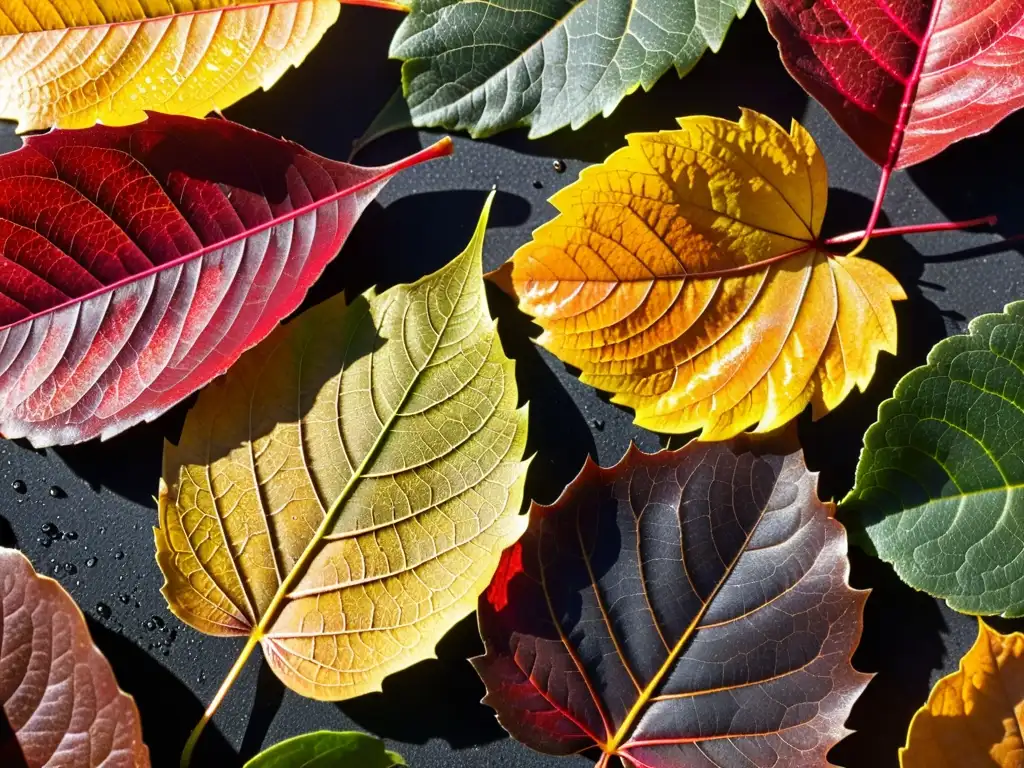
758, 0, 1024, 169
0, 547, 149, 768
0, 114, 451, 447
475, 440, 869, 768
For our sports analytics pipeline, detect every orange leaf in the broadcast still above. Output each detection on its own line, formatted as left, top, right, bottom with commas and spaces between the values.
503, 109, 906, 439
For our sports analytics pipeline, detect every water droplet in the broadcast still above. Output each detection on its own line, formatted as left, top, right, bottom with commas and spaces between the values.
591, 418, 605, 431
168, 629, 177, 642
161, 649, 170, 657
98, 526, 106, 535
532, 180, 543, 189
552, 159, 567, 173
114, 550, 124, 560
119, 593, 130, 604
144, 619, 156, 631
85, 557, 97, 568
41, 522, 58, 537
63, 562, 77, 575
52, 564, 62, 576
151, 615, 165, 630
48, 485, 66, 499
96, 602, 112, 620
37, 537, 51, 548
11, 479, 26, 494
65, 530, 78, 541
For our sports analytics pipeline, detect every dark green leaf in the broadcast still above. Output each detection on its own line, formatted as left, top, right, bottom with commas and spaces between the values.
243, 732, 404, 767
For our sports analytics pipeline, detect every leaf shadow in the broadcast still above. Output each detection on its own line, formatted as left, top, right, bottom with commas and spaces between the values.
0, 514, 16, 547
85, 619, 236, 768
0, 710, 29, 768
237, 658, 287, 765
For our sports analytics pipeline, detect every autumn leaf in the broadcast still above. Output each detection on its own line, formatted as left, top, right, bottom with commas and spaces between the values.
0, 114, 450, 447
758, 0, 1024, 170
156, 193, 529, 763
0, 0, 406, 132
474, 437, 869, 767
500, 109, 905, 439
0, 547, 149, 768
389, 0, 750, 138
244, 731, 404, 767
902, 621, 1024, 767
844, 301, 1024, 617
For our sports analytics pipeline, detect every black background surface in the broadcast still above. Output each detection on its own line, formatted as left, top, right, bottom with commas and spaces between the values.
1, 7, 1023, 767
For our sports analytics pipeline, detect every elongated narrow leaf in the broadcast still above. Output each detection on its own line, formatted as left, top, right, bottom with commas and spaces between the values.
0, 547, 149, 768
759, 0, 1024, 168
156, 194, 529, 701
389, 0, 750, 139
475, 438, 868, 767
244, 731, 404, 767
0, 0, 403, 132
500, 109, 904, 439
845, 301, 1024, 617
902, 621, 1024, 767
0, 114, 450, 447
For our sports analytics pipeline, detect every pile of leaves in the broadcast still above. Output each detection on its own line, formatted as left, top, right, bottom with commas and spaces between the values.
0, 0, 1023, 765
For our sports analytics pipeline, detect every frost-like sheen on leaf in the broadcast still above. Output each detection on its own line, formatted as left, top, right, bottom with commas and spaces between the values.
846, 301, 1024, 617
475, 438, 868, 767
902, 621, 1024, 768
156, 194, 529, 701
0, 548, 149, 768
0, 114, 449, 447
389, 0, 751, 138
759, 0, 1024, 168
244, 731, 404, 767
501, 109, 905, 439
0, 0, 364, 132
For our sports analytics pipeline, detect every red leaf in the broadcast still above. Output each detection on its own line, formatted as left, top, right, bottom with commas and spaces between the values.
0, 114, 451, 446
474, 442, 869, 768
759, 0, 1024, 169
0, 548, 149, 767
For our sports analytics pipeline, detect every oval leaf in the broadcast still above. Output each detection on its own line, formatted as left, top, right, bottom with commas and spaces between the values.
902, 621, 1024, 767
845, 301, 1024, 617
501, 109, 905, 439
0, 547, 149, 768
474, 438, 868, 767
0, 114, 450, 447
758, 0, 1024, 168
156, 193, 529, 701
390, 0, 750, 138
244, 731, 404, 767
0, 0, 399, 132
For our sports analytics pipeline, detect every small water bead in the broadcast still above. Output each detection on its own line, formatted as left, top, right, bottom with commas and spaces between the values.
49, 486, 66, 499
119, 593, 131, 605
11, 480, 26, 494
41, 522, 58, 537
114, 550, 124, 560
85, 557, 97, 568
552, 159, 567, 173
151, 615, 165, 630
65, 531, 78, 541
532, 180, 544, 189
144, 619, 157, 631
63, 562, 77, 575
591, 418, 605, 431
95, 602, 112, 620
37, 537, 51, 548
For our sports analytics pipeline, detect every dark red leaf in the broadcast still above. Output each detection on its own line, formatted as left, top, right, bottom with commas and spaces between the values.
474, 440, 869, 768
0, 548, 149, 767
0, 114, 451, 446
758, 0, 1024, 169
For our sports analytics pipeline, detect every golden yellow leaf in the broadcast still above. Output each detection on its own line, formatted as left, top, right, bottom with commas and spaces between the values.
902, 621, 1024, 768
505, 109, 906, 439
0, 0, 396, 131
155, 194, 528, 758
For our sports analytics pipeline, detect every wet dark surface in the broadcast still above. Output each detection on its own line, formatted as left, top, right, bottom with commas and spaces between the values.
1, 8, 1022, 768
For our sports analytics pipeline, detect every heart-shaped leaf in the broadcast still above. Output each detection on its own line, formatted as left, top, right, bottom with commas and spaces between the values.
902, 621, 1024, 767
845, 301, 1024, 617
499, 109, 904, 439
0, 114, 450, 447
0, 0, 404, 132
389, 0, 751, 138
475, 437, 868, 767
244, 731, 404, 767
758, 0, 1024, 169
0, 547, 149, 768
156, 194, 529, 757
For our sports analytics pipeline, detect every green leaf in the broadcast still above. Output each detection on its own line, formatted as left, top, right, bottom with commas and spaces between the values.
389, 0, 751, 139
244, 732, 404, 767
843, 301, 1024, 617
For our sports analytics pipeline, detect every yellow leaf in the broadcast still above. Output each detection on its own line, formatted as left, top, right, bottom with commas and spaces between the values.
155, 193, 529, 711
505, 109, 906, 439
0, 0, 368, 131
902, 621, 1024, 768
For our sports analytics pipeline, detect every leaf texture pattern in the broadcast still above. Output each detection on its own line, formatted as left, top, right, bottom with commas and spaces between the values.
846, 301, 1024, 617
503, 109, 905, 439
902, 621, 1024, 768
244, 731, 405, 767
156, 195, 530, 700
0, 114, 449, 447
0, 0, 341, 132
0, 547, 149, 768
475, 438, 869, 767
390, 0, 751, 138
759, 0, 1024, 167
